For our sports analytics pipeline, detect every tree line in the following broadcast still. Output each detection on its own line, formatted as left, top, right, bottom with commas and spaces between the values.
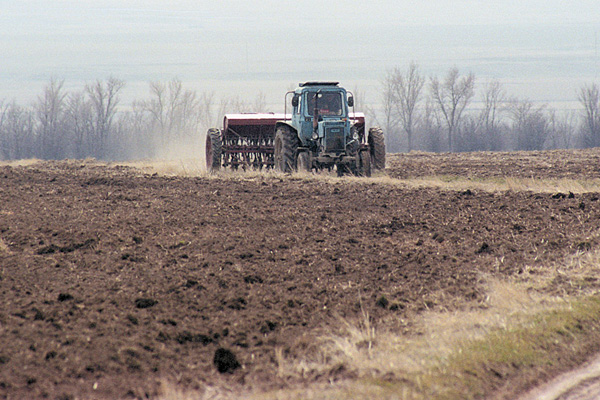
380, 63, 600, 153
1, 69, 599, 161
0, 78, 267, 161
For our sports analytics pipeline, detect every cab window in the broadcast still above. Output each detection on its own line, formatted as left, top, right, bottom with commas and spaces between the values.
305, 92, 344, 117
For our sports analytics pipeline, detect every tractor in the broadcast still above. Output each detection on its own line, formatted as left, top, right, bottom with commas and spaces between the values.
205, 82, 385, 176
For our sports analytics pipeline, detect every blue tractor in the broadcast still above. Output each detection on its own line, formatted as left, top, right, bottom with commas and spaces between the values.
205, 82, 385, 175
275, 82, 384, 176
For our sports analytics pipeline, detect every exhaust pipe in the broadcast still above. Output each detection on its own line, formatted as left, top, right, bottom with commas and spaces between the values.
313, 91, 319, 131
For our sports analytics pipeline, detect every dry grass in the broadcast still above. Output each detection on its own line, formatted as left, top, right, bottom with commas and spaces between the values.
0, 158, 43, 167
2, 156, 593, 195
111, 159, 600, 195
0, 237, 10, 254
156, 381, 239, 400
370, 174, 600, 194
114, 158, 206, 177
514, 227, 600, 295
4, 157, 600, 194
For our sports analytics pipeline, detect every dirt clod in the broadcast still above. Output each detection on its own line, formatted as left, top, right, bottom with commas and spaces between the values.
134, 298, 157, 309
37, 244, 59, 255
227, 297, 247, 310
176, 332, 213, 345
244, 275, 263, 284
376, 296, 390, 309
57, 293, 73, 302
476, 242, 491, 254
213, 348, 241, 374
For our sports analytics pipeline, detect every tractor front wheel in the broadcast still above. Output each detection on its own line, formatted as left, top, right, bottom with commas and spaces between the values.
297, 151, 312, 172
358, 150, 372, 177
274, 126, 299, 173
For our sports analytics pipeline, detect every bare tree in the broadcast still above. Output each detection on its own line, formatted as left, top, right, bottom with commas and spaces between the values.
166, 79, 202, 139
0, 100, 9, 159
455, 114, 482, 152
198, 91, 216, 127
121, 100, 155, 159
380, 73, 400, 151
222, 93, 270, 114
389, 62, 424, 152
252, 91, 268, 113
430, 68, 475, 152
142, 79, 205, 142
479, 80, 506, 151
510, 99, 549, 151
578, 83, 600, 147
0, 101, 7, 125
144, 81, 168, 140
65, 91, 93, 158
546, 110, 578, 149
36, 79, 67, 159
420, 97, 444, 152
2, 102, 34, 159
350, 87, 376, 122
86, 77, 125, 159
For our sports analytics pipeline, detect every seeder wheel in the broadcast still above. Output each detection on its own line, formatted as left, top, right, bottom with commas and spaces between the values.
206, 128, 222, 172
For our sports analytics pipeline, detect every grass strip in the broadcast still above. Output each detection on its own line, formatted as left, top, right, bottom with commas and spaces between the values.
383, 295, 600, 400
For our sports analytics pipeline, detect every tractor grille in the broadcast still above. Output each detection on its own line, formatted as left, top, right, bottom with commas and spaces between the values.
324, 125, 345, 153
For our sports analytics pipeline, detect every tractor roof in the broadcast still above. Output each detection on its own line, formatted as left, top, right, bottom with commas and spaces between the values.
299, 81, 339, 87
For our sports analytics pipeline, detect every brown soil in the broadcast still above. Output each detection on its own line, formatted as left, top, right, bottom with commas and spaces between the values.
1, 151, 600, 399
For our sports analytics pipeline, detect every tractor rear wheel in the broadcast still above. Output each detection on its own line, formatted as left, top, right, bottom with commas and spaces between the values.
274, 126, 299, 173
206, 128, 222, 172
368, 127, 386, 170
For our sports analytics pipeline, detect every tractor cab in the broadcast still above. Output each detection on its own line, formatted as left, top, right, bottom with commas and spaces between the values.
284, 82, 365, 167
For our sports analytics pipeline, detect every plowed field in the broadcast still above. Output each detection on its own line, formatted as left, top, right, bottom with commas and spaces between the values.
386, 148, 600, 179
1, 150, 600, 399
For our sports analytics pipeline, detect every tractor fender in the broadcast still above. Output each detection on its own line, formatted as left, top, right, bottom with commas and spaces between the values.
275, 121, 298, 135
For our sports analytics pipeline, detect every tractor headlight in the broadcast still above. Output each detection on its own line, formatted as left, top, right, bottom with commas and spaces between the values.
353, 130, 359, 140
312, 131, 319, 140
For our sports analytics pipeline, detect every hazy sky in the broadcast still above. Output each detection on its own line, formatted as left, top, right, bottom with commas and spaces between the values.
1, 1, 599, 110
